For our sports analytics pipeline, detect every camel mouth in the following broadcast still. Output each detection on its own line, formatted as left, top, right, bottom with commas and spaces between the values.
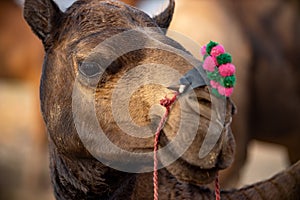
157, 115, 235, 185
158, 122, 231, 167
166, 155, 219, 185
157, 127, 227, 185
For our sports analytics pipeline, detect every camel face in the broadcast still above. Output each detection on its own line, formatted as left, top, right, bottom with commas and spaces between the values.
24, 0, 235, 186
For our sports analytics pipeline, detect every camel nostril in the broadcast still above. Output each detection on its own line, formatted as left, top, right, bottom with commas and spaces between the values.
197, 97, 211, 108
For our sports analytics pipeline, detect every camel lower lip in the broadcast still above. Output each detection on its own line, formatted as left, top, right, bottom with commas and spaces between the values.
166, 156, 218, 185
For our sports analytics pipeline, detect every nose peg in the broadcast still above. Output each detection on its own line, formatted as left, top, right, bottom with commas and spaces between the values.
167, 84, 188, 94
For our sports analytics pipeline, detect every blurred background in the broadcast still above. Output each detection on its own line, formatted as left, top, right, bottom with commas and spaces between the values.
0, 0, 298, 199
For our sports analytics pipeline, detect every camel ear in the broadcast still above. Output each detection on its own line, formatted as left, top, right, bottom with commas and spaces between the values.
153, 0, 175, 32
23, 0, 63, 45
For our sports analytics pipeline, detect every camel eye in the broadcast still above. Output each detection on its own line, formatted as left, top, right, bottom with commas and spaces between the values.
78, 61, 106, 87
79, 62, 102, 78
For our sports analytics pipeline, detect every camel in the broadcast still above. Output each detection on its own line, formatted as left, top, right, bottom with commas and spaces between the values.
23, 0, 300, 199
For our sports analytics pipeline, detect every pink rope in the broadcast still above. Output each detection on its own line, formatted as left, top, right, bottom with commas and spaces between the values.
215, 172, 221, 200
153, 92, 178, 200
153, 92, 221, 200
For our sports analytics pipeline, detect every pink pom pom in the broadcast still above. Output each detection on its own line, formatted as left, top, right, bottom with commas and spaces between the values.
217, 86, 226, 96
211, 45, 225, 57
212, 56, 218, 65
203, 56, 216, 72
224, 87, 234, 97
201, 45, 207, 56
218, 86, 234, 97
210, 80, 220, 89
219, 63, 236, 77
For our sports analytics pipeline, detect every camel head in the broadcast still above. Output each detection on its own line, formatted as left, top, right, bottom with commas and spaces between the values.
24, 0, 235, 187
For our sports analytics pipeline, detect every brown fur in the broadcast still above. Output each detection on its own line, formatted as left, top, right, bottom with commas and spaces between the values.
23, 0, 300, 199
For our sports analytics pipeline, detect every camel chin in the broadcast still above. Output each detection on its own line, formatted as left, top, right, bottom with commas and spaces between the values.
163, 132, 235, 186
166, 158, 218, 185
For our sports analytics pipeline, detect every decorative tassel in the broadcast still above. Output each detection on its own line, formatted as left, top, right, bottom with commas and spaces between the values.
201, 41, 236, 98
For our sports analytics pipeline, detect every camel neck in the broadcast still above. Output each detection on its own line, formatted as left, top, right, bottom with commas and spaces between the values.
49, 141, 137, 200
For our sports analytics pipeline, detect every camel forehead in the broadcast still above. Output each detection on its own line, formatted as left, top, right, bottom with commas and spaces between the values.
67, 0, 128, 19
67, 0, 128, 12
55, 0, 159, 47
64, 0, 156, 32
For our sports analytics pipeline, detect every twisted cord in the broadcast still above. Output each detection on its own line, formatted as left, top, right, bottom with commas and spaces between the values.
153, 92, 178, 200
215, 172, 221, 200
153, 92, 221, 200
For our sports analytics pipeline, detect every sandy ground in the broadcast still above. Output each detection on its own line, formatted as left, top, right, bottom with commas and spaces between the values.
239, 140, 289, 187
0, 81, 53, 200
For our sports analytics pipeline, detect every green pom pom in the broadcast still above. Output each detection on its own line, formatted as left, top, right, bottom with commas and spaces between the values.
217, 53, 232, 65
206, 41, 218, 54
220, 75, 236, 87
207, 68, 220, 81
211, 88, 220, 97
